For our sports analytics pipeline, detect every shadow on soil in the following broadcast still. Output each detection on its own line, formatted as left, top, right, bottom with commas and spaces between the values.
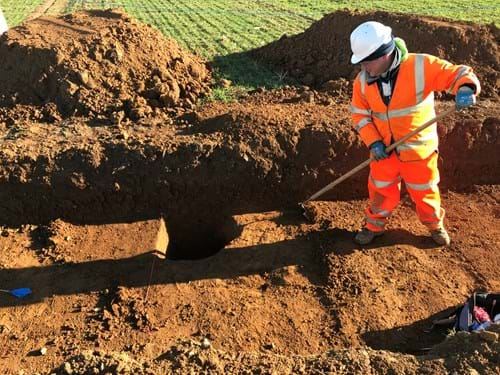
0, 224, 443, 309
362, 306, 459, 354
319, 228, 440, 254
0, 235, 321, 308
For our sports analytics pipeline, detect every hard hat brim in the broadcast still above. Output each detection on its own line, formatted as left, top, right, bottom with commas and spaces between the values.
351, 54, 365, 65
350, 42, 381, 64
351, 37, 395, 65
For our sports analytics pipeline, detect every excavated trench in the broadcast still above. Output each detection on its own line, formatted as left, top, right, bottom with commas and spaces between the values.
0, 10, 498, 372
0, 107, 498, 261
0, 106, 497, 357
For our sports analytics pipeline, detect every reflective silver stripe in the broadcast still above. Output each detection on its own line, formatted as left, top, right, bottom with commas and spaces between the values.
396, 132, 437, 151
415, 54, 425, 103
360, 71, 367, 97
406, 179, 439, 191
370, 174, 401, 188
371, 207, 391, 217
366, 217, 385, 227
350, 104, 372, 116
450, 66, 470, 91
371, 111, 388, 120
357, 57, 431, 122
397, 140, 430, 151
355, 117, 372, 131
372, 94, 434, 120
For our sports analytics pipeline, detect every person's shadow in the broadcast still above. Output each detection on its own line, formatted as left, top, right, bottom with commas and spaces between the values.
1, 211, 440, 309
317, 226, 440, 255
0, 228, 329, 308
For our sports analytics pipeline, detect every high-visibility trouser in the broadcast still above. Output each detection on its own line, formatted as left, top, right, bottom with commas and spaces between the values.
364, 151, 444, 232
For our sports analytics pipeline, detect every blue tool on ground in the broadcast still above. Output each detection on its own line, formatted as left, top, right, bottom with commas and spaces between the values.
0, 287, 32, 298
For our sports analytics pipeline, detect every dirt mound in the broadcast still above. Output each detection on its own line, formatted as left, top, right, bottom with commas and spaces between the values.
54, 350, 148, 374
429, 326, 500, 373
251, 10, 499, 99
0, 9, 211, 123
50, 328, 500, 374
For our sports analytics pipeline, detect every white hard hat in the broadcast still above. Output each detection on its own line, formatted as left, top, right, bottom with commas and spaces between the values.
350, 21, 392, 64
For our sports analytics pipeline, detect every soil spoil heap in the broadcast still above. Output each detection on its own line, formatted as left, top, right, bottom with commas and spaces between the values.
251, 9, 499, 99
0, 9, 211, 124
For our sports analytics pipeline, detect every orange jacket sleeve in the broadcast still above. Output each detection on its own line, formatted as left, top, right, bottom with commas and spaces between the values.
423, 54, 481, 96
350, 73, 382, 148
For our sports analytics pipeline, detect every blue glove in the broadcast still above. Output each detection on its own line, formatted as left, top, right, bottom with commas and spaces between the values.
370, 141, 388, 161
455, 86, 476, 110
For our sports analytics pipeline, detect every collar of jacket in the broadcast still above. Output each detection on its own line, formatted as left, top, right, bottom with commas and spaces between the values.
366, 37, 408, 85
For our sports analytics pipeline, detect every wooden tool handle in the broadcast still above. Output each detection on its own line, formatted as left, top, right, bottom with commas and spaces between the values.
302, 106, 455, 204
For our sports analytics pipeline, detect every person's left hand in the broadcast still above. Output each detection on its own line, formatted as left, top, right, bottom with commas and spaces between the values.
455, 86, 476, 110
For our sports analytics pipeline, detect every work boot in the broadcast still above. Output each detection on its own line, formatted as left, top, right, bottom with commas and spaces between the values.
354, 228, 384, 245
431, 228, 451, 246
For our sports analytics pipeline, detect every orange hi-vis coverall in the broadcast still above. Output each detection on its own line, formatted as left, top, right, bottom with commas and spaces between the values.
350, 52, 480, 232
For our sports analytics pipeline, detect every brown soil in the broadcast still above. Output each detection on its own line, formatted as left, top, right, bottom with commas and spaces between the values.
0, 9, 211, 124
251, 9, 500, 100
0, 9, 499, 375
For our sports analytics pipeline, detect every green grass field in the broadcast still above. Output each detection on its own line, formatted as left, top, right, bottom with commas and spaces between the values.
0, 0, 45, 25
64, 0, 498, 58
2, 0, 499, 100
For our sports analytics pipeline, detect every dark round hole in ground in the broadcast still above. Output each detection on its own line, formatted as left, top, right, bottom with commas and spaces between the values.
166, 216, 241, 260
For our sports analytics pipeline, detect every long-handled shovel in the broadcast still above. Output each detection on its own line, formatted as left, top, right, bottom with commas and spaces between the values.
0, 287, 32, 299
299, 106, 456, 221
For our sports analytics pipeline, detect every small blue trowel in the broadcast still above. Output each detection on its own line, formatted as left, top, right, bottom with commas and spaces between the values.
0, 287, 32, 299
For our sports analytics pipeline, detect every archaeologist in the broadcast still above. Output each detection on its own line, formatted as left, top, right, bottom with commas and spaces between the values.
0, 8, 8, 35
349, 21, 480, 246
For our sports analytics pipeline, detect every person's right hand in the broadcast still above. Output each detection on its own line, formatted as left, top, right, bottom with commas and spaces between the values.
370, 141, 388, 161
